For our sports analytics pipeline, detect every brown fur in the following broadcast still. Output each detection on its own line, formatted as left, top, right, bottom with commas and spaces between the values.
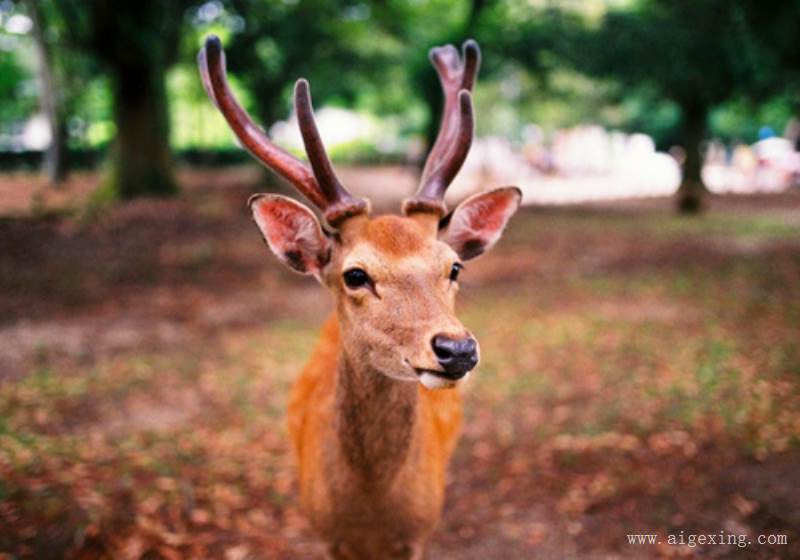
288, 316, 461, 559
252, 190, 521, 557
287, 214, 465, 559
361, 215, 426, 256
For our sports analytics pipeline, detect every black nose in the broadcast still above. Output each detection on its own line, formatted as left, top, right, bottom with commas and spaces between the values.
431, 334, 478, 379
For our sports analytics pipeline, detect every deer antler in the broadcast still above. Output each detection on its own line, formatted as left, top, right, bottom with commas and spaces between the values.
198, 35, 367, 226
403, 40, 481, 217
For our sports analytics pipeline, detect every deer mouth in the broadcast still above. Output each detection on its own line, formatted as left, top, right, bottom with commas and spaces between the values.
412, 368, 469, 390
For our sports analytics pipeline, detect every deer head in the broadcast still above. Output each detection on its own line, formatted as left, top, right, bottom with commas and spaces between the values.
199, 36, 521, 390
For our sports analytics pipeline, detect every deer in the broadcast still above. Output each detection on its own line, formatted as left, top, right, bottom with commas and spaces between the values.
198, 35, 521, 559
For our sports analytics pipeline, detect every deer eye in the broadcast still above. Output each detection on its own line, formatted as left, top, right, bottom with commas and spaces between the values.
449, 263, 463, 282
343, 268, 372, 289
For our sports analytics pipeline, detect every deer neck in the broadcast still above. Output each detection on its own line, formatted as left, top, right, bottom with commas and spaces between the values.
334, 350, 420, 486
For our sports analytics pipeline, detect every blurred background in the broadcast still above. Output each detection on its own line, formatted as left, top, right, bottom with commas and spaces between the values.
0, 1, 799, 558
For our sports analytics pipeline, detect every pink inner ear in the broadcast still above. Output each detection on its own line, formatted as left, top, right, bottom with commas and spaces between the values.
442, 188, 521, 260
251, 196, 330, 274
469, 194, 516, 231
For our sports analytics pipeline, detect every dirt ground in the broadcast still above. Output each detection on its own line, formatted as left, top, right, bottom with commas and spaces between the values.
1, 166, 799, 559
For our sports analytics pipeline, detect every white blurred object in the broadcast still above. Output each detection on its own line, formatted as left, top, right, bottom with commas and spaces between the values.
753, 137, 800, 191
267, 110, 798, 203
552, 125, 613, 174
21, 113, 51, 150
614, 134, 681, 199
271, 107, 382, 151
449, 126, 681, 205
754, 137, 793, 160
5, 14, 33, 34
451, 124, 800, 206
446, 136, 537, 203
705, 137, 799, 193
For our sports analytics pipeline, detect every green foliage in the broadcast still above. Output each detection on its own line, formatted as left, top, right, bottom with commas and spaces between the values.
2, 0, 800, 173
222, 0, 407, 125
0, 5, 38, 126
168, 63, 242, 150
711, 94, 796, 144
72, 76, 113, 148
735, 0, 800, 103
28, 0, 103, 141
573, 1, 748, 107
0, 45, 36, 124
327, 138, 405, 164
493, 0, 800, 149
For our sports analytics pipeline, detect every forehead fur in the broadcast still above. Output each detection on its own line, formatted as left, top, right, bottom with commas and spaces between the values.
358, 215, 427, 256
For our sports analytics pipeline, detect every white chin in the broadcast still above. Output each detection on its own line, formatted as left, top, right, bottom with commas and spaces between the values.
419, 372, 468, 390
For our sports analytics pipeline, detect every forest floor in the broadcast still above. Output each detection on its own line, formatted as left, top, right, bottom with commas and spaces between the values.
1, 166, 799, 559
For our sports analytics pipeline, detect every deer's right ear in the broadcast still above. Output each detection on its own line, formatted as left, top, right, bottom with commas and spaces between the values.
439, 187, 521, 260
249, 194, 332, 275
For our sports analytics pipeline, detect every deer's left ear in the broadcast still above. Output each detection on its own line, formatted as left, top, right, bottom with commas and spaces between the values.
439, 187, 522, 260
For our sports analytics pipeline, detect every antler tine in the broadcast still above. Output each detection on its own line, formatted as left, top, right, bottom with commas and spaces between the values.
424, 40, 479, 181
199, 36, 367, 225
199, 36, 324, 207
459, 39, 481, 91
406, 91, 474, 215
294, 80, 368, 225
406, 39, 481, 216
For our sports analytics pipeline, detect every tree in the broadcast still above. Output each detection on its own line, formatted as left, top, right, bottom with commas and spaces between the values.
23, 0, 98, 184
225, 0, 396, 130
54, 1, 195, 199
559, 0, 759, 213
25, 0, 68, 184
737, 0, 800, 148
0, 25, 38, 132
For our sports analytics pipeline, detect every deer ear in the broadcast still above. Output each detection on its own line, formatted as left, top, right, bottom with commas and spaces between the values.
439, 187, 522, 260
249, 194, 332, 275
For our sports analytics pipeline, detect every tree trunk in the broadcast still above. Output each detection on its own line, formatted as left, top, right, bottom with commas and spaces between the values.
788, 95, 800, 151
26, 0, 68, 184
676, 102, 708, 214
71, 0, 186, 200
109, 62, 176, 198
44, 121, 68, 185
